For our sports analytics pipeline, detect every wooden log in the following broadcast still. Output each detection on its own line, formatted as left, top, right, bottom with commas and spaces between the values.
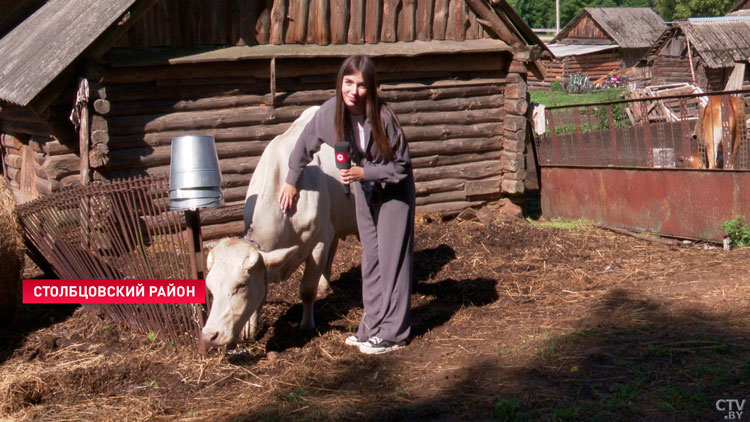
388, 94, 504, 114
412, 150, 502, 168
315, 0, 330, 45
413, 159, 502, 182
105, 105, 309, 136
432, 0, 449, 40
93, 99, 111, 115
398, 108, 501, 126
100, 81, 267, 103
409, 137, 500, 156
103, 142, 268, 170
104, 93, 273, 116
199, 203, 245, 225
465, 0, 517, 46
0, 106, 49, 123
1, 134, 24, 150
5, 154, 22, 169
331, 0, 349, 44
382, 85, 503, 102
40, 154, 80, 180
446, 0, 467, 41
101, 62, 270, 84
348, 0, 365, 44
105, 124, 290, 151
256, 1, 272, 45
415, 175, 500, 195
365, 0, 381, 43
416, 189, 467, 205
270, 0, 286, 44
201, 220, 246, 240
6, 166, 18, 183
80, 102, 91, 184
402, 122, 502, 142
399, 0, 417, 41
381, 0, 400, 42
416, 0, 433, 41
35, 177, 57, 196
89, 142, 109, 168
288, 0, 309, 43
416, 200, 484, 215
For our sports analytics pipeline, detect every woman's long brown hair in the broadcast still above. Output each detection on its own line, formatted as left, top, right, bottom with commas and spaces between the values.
335, 55, 394, 162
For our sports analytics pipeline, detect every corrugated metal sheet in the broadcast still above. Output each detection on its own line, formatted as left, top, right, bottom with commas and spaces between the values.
0, 0, 137, 107
547, 43, 618, 57
673, 19, 750, 69
553, 8, 666, 49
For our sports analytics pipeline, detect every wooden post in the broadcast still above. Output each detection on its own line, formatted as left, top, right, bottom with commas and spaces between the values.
185, 209, 207, 354
270, 57, 276, 107
80, 104, 91, 185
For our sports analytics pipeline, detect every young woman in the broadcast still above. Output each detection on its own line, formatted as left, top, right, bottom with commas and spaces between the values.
279, 55, 415, 355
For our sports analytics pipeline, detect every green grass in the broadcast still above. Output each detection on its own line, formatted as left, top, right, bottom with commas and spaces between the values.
530, 88, 628, 107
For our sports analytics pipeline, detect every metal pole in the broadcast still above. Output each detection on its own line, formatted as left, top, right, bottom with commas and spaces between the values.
185, 209, 207, 354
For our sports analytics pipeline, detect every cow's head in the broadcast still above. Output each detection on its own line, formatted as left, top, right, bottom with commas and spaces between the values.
201, 237, 266, 347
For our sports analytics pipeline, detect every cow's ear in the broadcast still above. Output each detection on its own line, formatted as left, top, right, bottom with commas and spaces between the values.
206, 248, 215, 272
261, 246, 298, 269
242, 251, 260, 273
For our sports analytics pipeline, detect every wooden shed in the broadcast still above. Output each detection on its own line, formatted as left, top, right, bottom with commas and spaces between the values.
639, 17, 750, 92
0, 0, 547, 239
542, 8, 665, 85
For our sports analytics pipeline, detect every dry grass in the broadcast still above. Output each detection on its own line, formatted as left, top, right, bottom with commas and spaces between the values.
1, 217, 749, 421
0, 176, 24, 324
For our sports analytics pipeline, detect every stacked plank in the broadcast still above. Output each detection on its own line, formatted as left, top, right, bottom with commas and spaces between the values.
115, 0, 491, 49
528, 60, 563, 90
89, 53, 509, 239
561, 52, 620, 82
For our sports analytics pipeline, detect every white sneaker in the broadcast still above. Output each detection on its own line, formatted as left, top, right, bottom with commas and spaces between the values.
358, 336, 405, 355
345, 335, 369, 347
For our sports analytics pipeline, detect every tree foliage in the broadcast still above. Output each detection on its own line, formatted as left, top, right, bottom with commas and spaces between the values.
507, 0, 737, 31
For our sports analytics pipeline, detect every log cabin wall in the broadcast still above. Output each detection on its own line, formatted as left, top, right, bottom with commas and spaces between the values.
0, 104, 79, 198
649, 55, 707, 90
113, 0, 493, 48
89, 50, 516, 239
0, 0, 541, 239
560, 52, 620, 82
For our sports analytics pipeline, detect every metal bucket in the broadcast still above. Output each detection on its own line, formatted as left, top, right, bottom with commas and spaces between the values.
169, 135, 224, 210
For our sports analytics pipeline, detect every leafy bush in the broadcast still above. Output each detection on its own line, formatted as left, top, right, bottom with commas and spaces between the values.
550, 81, 562, 92
722, 216, 750, 248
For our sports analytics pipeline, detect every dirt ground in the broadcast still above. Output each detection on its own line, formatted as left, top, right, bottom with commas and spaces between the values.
1, 213, 749, 421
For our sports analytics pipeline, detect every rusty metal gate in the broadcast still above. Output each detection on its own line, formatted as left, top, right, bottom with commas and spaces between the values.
534, 89, 750, 241
16, 176, 205, 346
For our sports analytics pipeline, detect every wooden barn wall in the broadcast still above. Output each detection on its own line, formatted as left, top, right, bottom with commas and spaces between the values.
620, 48, 647, 69
559, 15, 608, 43
528, 60, 562, 90
561, 52, 620, 81
88, 52, 515, 239
705, 67, 727, 92
647, 55, 704, 88
115, 0, 492, 49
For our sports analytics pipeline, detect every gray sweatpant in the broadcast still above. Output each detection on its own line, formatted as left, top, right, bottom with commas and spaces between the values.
354, 173, 415, 344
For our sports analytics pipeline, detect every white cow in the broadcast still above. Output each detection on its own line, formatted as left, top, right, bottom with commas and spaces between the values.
201, 106, 358, 347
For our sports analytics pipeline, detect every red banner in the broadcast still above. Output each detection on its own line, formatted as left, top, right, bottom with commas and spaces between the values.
23, 279, 205, 304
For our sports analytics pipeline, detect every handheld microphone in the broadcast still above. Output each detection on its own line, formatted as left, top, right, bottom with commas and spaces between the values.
334, 142, 351, 195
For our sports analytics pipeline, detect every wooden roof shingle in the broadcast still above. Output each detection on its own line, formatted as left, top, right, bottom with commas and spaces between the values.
553, 7, 666, 49
0, 0, 146, 108
672, 17, 750, 68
